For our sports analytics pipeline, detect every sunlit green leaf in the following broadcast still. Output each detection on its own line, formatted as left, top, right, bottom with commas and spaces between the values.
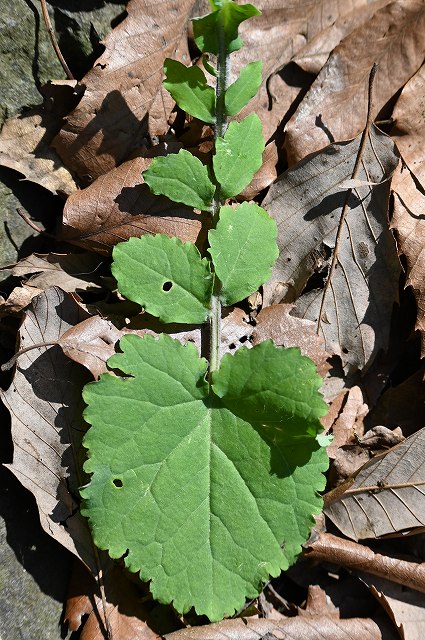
193, 3, 261, 54
143, 149, 215, 211
163, 59, 215, 123
213, 114, 265, 198
209, 202, 278, 305
82, 335, 328, 620
225, 61, 262, 115
112, 235, 213, 324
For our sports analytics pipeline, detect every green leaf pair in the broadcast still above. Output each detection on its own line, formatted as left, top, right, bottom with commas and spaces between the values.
194, 1, 261, 54
81, 334, 328, 620
144, 114, 264, 209
112, 201, 278, 322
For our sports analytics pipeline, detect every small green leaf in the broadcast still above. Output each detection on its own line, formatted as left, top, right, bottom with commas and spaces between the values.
202, 54, 217, 77
208, 202, 278, 305
112, 235, 213, 324
213, 114, 265, 199
193, 3, 261, 54
143, 149, 215, 211
225, 61, 262, 115
81, 335, 328, 620
163, 59, 215, 123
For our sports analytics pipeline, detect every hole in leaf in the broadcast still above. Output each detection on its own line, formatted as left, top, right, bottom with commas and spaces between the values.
113, 478, 123, 488
162, 281, 173, 292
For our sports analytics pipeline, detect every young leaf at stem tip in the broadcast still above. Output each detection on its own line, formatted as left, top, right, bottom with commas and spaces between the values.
111, 235, 213, 324
225, 61, 263, 116
208, 202, 278, 305
193, 2, 261, 55
81, 334, 328, 621
163, 59, 215, 124
143, 149, 215, 212
213, 113, 265, 199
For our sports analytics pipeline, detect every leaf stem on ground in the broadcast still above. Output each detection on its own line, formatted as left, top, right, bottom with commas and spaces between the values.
209, 19, 230, 376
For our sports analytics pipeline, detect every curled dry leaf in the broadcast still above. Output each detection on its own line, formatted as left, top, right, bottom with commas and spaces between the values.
252, 303, 330, 377
306, 531, 425, 598
166, 585, 384, 639
0, 110, 77, 196
263, 125, 400, 374
1, 287, 97, 571
53, 0, 193, 181
391, 64, 425, 357
285, 0, 425, 164
366, 577, 425, 640
8, 253, 104, 293
326, 386, 368, 458
0, 284, 43, 318
61, 156, 204, 255
325, 428, 425, 540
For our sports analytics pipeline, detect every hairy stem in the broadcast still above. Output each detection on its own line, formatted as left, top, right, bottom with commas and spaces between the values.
209, 20, 230, 376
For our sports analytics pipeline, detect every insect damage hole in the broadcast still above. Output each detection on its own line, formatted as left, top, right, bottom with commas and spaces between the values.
162, 281, 173, 292
113, 478, 123, 488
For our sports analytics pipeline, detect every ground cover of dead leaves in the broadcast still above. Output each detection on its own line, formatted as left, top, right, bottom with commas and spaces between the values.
1, 0, 425, 638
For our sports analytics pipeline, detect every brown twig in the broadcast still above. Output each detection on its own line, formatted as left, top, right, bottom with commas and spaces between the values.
305, 530, 425, 595
16, 208, 57, 239
40, 0, 74, 80
1, 341, 59, 371
316, 63, 378, 336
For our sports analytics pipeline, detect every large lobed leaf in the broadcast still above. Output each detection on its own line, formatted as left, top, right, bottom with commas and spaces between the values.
81, 334, 328, 620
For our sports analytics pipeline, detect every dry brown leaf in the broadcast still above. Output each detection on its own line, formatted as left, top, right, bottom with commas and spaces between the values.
53, 0, 193, 181
252, 303, 330, 377
166, 586, 383, 639
65, 559, 165, 640
239, 142, 278, 201
0, 284, 43, 317
367, 577, 425, 640
391, 64, 425, 356
234, 0, 382, 143
306, 531, 425, 598
61, 156, 204, 255
1, 287, 97, 571
8, 253, 104, 292
0, 110, 77, 195
262, 125, 400, 374
285, 0, 425, 164
325, 428, 425, 540
327, 386, 368, 458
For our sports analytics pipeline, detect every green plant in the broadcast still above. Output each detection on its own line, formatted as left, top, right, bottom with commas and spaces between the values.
80, 0, 329, 621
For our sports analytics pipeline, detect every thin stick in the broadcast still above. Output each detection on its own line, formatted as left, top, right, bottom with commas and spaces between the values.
16, 208, 56, 239
316, 64, 378, 336
1, 342, 59, 371
40, 0, 74, 80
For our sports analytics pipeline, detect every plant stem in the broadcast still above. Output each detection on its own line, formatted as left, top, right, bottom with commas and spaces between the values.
209, 17, 230, 375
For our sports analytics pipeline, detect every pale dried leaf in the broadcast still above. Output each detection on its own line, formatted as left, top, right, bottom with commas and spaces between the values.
0, 110, 77, 195
391, 64, 425, 356
252, 303, 330, 377
262, 125, 400, 374
61, 156, 204, 255
285, 0, 425, 164
326, 428, 425, 540
327, 386, 368, 458
8, 253, 104, 292
368, 577, 425, 640
0, 285, 42, 317
53, 0, 193, 180
165, 611, 383, 639
1, 287, 97, 571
